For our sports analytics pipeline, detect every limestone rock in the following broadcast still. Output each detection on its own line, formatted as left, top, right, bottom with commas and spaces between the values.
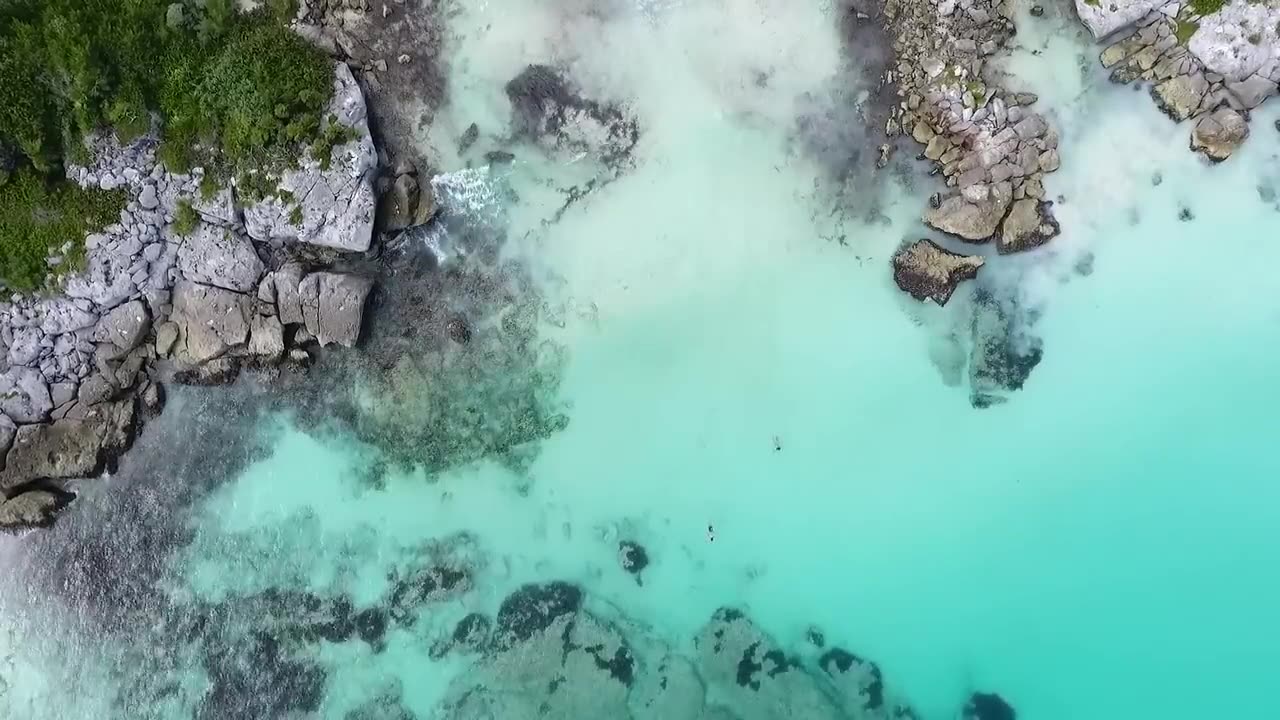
298, 272, 373, 348
98, 300, 151, 352
1225, 74, 1277, 109
0, 490, 63, 532
924, 192, 1011, 242
193, 185, 239, 227
0, 399, 136, 490
1152, 74, 1209, 121
248, 314, 286, 360
1191, 107, 1249, 162
274, 263, 306, 326
0, 413, 15, 462
241, 63, 377, 252
892, 240, 984, 306
1074, 0, 1169, 41
178, 222, 265, 293
998, 199, 1061, 254
171, 281, 252, 364
0, 367, 53, 423
1187, 2, 1279, 80
155, 321, 179, 357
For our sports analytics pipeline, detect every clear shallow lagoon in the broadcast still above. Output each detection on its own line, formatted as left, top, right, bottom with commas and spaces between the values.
3, 1, 1280, 718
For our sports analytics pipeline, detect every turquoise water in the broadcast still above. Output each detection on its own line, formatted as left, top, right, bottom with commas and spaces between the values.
3, 1, 1280, 718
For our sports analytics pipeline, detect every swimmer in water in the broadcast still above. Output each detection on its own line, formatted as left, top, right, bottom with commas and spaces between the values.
707, 524, 715, 543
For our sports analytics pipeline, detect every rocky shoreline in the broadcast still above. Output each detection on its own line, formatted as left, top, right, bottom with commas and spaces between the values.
889, 0, 1280, 307
884, 0, 1065, 308
1087, 0, 1277, 162
0, 2, 438, 531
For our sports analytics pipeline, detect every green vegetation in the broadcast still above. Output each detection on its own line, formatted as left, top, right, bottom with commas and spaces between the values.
0, 0, 334, 289
311, 116, 360, 171
1083, 0, 1100, 7
173, 199, 199, 236
198, 172, 219, 201
1175, 18, 1200, 44
0, 169, 125, 290
289, 205, 304, 226
1188, 0, 1227, 15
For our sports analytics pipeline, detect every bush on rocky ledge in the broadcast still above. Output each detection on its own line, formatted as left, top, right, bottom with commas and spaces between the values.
0, 169, 125, 291
0, 0, 332, 290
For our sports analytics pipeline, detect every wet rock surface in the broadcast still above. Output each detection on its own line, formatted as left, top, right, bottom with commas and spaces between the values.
997, 199, 1060, 254
1191, 106, 1249, 161
891, 239, 984, 305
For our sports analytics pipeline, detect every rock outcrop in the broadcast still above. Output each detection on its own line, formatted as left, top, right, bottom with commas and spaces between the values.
1075, 0, 1172, 40
177, 223, 265, 293
1090, 0, 1280, 159
241, 63, 378, 252
1, 60, 382, 532
997, 199, 1060, 254
1190, 106, 1248, 161
925, 192, 1012, 241
884, 0, 1062, 249
892, 239, 984, 305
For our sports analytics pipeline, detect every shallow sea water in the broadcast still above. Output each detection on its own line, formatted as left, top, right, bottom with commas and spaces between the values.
3, 0, 1280, 718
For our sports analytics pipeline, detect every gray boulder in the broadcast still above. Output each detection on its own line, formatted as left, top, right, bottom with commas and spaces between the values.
39, 299, 99, 335
178, 222, 264, 293
98, 300, 151, 351
299, 272, 373, 347
0, 490, 62, 531
241, 63, 377, 252
171, 281, 252, 364
1152, 74, 1208, 122
924, 192, 1011, 242
0, 399, 136, 490
248, 314, 286, 360
274, 264, 306, 325
0, 367, 53, 423
7, 327, 42, 366
1226, 74, 1278, 110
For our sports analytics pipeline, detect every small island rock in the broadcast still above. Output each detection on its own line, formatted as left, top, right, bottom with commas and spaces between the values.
892, 240, 984, 306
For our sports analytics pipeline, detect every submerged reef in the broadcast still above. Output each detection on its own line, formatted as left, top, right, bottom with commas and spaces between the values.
434, 582, 1013, 720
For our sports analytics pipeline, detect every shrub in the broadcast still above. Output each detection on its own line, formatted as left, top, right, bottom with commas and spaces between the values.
0, 169, 125, 291
173, 199, 199, 236
0, 0, 335, 287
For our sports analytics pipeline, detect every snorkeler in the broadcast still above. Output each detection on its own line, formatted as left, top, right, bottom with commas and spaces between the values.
707, 524, 715, 543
